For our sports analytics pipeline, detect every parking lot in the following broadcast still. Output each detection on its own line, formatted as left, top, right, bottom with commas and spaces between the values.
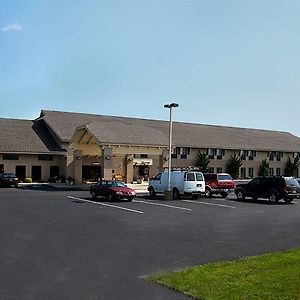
0, 187, 299, 300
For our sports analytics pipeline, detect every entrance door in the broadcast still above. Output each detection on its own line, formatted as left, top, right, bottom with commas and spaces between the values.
16, 166, 26, 181
0, 164, 3, 173
137, 166, 149, 181
82, 166, 101, 181
50, 166, 60, 178
32, 166, 42, 182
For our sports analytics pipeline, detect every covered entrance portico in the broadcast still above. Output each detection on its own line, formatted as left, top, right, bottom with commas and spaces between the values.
70, 124, 168, 184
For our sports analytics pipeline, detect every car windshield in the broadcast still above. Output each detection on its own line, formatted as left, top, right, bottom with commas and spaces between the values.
106, 181, 126, 187
2, 173, 16, 178
218, 174, 233, 181
285, 177, 300, 187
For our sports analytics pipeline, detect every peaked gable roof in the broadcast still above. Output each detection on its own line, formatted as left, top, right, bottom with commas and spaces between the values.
0, 118, 64, 154
40, 110, 300, 152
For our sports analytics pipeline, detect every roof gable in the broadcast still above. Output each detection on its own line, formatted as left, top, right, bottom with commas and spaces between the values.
0, 118, 64, 154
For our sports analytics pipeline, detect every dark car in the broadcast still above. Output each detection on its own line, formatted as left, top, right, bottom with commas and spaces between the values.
90, 180, 136, 201
234, 176, 300, 203
0, 173, 19, 187
203, 173, 235, 198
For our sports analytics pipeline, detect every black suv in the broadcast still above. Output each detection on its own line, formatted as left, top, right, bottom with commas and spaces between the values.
234, 176, 300, 203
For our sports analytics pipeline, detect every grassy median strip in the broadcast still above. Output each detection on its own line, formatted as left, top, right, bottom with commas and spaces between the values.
148, 248, 300, 299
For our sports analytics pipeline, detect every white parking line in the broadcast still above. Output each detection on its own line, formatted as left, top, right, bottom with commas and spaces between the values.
133, 199, 192, 211
183, 199, 236, 209
68, 196, 144, 214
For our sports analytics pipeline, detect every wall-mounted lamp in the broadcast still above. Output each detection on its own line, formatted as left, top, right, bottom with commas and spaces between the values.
105, 156, 111, 160
127, 157, 133, 161
76, 157, 82, 160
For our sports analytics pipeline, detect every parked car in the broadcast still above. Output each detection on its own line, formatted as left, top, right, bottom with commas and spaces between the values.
203, 173, 235, 198
148, 170, 205, 199
90, 180, 136, 201
0, 173, 19, 187
234, 176, 300, 203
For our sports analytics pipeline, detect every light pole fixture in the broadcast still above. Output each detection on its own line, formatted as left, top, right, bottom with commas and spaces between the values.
164, 102, 179, 200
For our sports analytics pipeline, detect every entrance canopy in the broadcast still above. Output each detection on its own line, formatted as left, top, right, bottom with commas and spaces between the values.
70, 121, 168, 183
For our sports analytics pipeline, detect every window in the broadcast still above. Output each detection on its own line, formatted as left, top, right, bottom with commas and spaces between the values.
248, 168, 254, 178
218, 174, 233, 180
180, 147, 189, 159
269, 168, 274, 176
3, 154, 19, 160
217, 167, 222, 173
207, 149, 214, 159
152, 173, 162, 181
268, 152, 274, 161
248, 150, 255, 160
239, 150, 246, 160
216, 149, 225, 160
196, 172, 204, 181
276, 152, 282, 161
186, 172, 195, 181
171, 147, 178, 159
38, 155, 53, 161
140, 154, 148, 158
276, 168, 281, 176
208, 167, 214, 173
240, 167, 246, 179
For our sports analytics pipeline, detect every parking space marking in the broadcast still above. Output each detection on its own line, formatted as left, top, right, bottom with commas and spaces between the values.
133, 199, 192, 211
183, 199, 236, 209
68, 196, 144, 214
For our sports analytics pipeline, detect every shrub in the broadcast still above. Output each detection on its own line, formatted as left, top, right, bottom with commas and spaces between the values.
24, 177, 32, 183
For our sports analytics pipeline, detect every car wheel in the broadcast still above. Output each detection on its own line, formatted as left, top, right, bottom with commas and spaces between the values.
220, 192, 228, 198
205, 188, 212, 198
91, 191, 97, 199
127, 197, 133, 202
149, 187, 156, 199
108, 194, 113, 201
236, 190, 245, 201
269, 192, 279, 204
284, 198, 293, 204
173, 188, 180, 200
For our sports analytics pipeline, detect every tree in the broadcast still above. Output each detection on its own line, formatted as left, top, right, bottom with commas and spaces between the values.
284, 155, 300, 177
195, 151, 210, 173
258, 159, 270, 176
225, 153, 242, 179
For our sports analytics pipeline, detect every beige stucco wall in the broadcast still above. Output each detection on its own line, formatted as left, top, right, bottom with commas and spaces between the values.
0, 154, 65, 181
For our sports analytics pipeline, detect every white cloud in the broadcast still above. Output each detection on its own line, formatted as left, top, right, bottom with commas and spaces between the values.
1, 23, 23, 32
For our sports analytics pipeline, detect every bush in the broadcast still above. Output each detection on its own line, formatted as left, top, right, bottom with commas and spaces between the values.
66, 177, 75, 185
24, 177, 32, 183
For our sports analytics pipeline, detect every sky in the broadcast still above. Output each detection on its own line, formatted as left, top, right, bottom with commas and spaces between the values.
1, 0, 300, 136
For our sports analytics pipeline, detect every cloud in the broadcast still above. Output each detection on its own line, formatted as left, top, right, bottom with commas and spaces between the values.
1, 23, 23, 32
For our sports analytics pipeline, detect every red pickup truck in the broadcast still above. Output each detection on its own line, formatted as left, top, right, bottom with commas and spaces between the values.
203, 173, 235, 198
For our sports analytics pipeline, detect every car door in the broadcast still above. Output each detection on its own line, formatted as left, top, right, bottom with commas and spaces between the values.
150, 172, 163, 193
248, 178, 261, 197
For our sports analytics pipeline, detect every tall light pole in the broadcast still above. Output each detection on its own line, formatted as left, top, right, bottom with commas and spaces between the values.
164, 102, 179, 200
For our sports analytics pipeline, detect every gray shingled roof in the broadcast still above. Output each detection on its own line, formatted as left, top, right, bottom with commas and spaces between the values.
0, 118, 64, 154
41, 110, 300, 152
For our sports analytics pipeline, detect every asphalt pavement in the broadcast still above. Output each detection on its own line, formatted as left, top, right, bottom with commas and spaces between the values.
0, 187, 299, 300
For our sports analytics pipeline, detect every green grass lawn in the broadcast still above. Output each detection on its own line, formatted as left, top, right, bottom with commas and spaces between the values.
148, 248, 300, 300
